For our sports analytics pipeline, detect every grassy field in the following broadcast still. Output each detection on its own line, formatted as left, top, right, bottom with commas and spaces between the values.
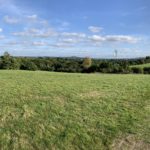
130, 63, 150, 68
0, 70, 150, 150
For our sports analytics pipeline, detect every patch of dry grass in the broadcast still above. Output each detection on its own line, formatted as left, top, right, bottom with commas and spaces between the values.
112, 135, 150, 150
79, 90, 105, 99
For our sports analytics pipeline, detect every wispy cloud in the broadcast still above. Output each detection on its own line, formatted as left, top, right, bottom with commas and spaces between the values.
26, 14, 38, 22
122, 5, 148, 17
0, 35, 5, 39
0, 0, 25, 16
61, 21, 70, 27
61, 32, 86, 38
12, 28, 57, 38
3, 15, 20, 24
88, 35, 105, 42
88, 35, 139, 43
60, 38, 78, 44
137, 6, 147, 11
83, 16, 88, 20
50, 43, 73, 48
32, 41, 48, 46
105, 35, 138, 43
88, 26, 103, 33
56, 20, 70, 31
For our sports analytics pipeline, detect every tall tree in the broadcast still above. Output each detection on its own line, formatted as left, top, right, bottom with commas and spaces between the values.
82, 57, 92, 69
1, 52, 20, 69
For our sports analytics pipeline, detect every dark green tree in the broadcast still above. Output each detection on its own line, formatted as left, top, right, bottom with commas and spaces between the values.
1, 52, 20, 69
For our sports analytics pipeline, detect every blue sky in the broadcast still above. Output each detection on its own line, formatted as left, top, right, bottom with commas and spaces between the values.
0, 0, 150, 58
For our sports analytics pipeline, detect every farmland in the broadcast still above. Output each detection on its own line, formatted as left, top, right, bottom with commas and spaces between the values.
0, 71, 150, 149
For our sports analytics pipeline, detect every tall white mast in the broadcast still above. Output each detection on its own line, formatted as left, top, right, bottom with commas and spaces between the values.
114, 49, 118, 58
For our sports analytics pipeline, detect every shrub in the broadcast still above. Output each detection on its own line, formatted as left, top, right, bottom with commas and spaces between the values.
143, 67, 150, 74
20, 61, 38, 71
131, 67, 143, 74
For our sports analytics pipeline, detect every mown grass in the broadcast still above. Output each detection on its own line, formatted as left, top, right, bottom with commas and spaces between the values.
0, 70, 150, 150
130, 63, 150, 68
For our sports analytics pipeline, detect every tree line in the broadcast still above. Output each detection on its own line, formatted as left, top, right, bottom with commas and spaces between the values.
0, 52, 150, 74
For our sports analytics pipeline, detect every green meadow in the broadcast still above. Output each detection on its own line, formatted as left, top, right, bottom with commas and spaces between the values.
0, 70, 150, 150
131, 63, 150, 68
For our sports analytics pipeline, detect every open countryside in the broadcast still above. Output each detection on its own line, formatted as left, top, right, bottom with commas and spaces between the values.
0, 0, 150, 149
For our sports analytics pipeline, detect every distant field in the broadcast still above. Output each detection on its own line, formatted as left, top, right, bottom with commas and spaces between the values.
130, 63, 150, 68
0, 71, 150, 149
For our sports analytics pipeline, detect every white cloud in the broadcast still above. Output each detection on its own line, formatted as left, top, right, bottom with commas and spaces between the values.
60, 32, 87, 44
3, 15, 19, 24
61, 38, 78, 44
89, 35, 105, 42
88, 35, 138, 43
26, 14, 38, 21
0, 28, 3, 32
12, 31, 28, 36
58, 21, 70, 31
34, 28, 57, 38
50, 43, 73, 48
7, 41, 29, 46
61, 32, 86, 38
105, 35, 138, 43
39, 20, 49, 26
32, 41, 48, 46
88, 26, 103, 33
27, 28, 40, 34
3, 12, 48, 27
12, 28, 57, 38
7, 41, 19, 45
42, 30, 57, 37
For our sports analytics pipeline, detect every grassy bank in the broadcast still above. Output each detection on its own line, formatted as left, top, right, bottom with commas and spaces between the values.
130, 63, 150, 68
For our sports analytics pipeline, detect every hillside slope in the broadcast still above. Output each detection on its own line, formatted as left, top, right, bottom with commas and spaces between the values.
131, 63, 150, 68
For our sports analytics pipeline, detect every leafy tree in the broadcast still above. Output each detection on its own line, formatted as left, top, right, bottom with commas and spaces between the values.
0, 52, 20, 69
20, 59, 38, 71
82, 57, 92, 69
1, 52, 12, 69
